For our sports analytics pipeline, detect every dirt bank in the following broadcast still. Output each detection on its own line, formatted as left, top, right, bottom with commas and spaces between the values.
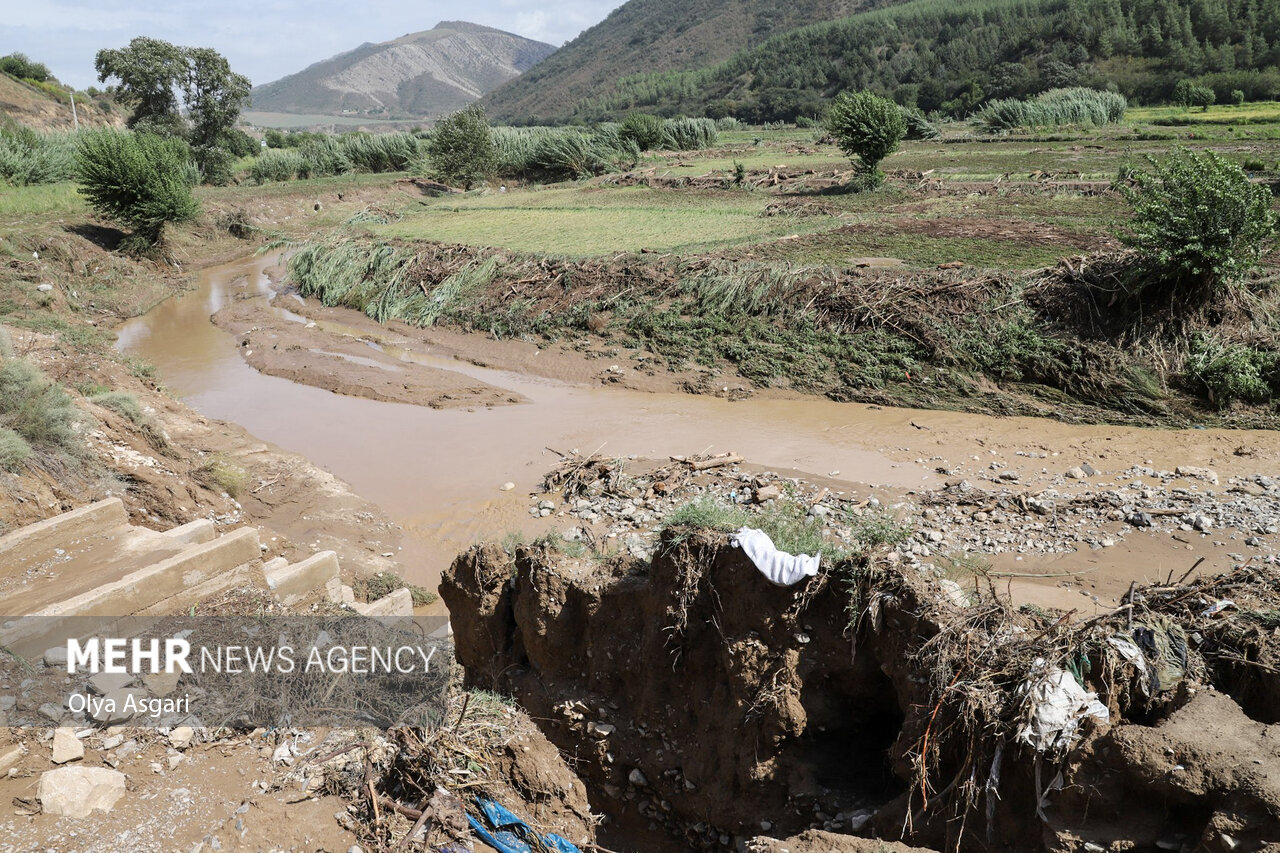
442, 527, 1280, 852
212, 287, 529, 409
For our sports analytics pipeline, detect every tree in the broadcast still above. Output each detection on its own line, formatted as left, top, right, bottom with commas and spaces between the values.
425, 105, 494, 189
76, 130, 199, 252
824, 91, 906, 185
94, 38, 250, 184
0, 53, 51, 82
1119, 147, 1277, 302
1172, 78, 1215, 109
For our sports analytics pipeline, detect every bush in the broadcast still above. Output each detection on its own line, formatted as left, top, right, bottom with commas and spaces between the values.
1231, 89, 1246, 106
0, 358, 83, 460
0, 427, 30, 471
1185, 334, 1279, 408
0, 124, 76, 186
0, 53, 51, 82
75, 130, 199, 248
660, 117, 718, 151
1120, 148, 1278, 300
825, 90, 906, 182
620, 113, 664, 151
340, 132, 420, 173
87, 390, 144, 423
425, 105, 494, 189
296, 136, 351, 178
1173, 79, 1215, 110
900, 108, 940, 140
250, 148, 303, 183
975, 88, 1126, 132
795, 116, 815, 128
192, 144, 235, 186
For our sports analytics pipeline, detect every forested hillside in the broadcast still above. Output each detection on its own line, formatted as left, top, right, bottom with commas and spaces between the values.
480, 0, 886, 123
539, 0, 1280, 122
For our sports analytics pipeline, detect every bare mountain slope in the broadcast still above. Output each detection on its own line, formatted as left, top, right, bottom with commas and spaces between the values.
250, 21, 555, 119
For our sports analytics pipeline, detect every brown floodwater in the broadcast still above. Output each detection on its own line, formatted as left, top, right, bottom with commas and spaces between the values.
117, 253, 1278, 608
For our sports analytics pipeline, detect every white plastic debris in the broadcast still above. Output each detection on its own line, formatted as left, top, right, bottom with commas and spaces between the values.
730, 527, 820, 586
1201, 599, 1235, 617
1016, 661, 1109, 752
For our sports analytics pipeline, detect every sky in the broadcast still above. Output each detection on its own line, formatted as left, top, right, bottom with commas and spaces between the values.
2, 0, 622, 92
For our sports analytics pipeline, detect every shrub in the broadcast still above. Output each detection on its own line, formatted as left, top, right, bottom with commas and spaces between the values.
0, 53, 51, 82
825, 90, 906, 182
1119, 148, 1278, 301
0, 358, 83, 460
296, 136, 350, 178
530, 130, 608, 180
75, 130, 199, 248
660, 117, 718, 151
1185, 333, 1279, 408
1173, 79, 1215, 110
194, 455, 246, 497
0, 427, 30, 471
1231, 89, 1246, 106
975, 88, 1126, 132
192, 144, 235, 186
715, 116, 740, 130
620, 113, 664, 151
795, 115, 815, 128
425, 105, 494, 189
340, 132, 420, 173
353, 570, 438, 606
87, 390, 144, 423
0, 125, 76, 186
900, 108, 940, 140
250, 148, 303, 183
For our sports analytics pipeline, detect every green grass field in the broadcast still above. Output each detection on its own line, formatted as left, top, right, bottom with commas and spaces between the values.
372, 184, 839, 256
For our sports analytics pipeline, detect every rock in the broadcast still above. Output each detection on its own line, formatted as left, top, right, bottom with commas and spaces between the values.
1175, 465, 1219, 485
44, 646, 68, 668
36, 283, 54, 293
628, 768, 648, 786
89, 688, 149, 725
753, 485, 781, 503
142, 671, 181, 697
1065, 467, 1088, 479
500, 482, 515, 491
39, 702, 64, 722
0, 743, 26, 774
51, 728, 84, 764
1081, 463, 1098, 476
88, 672, 135, 696
168, 726, 195, 750
998, 470, 1019, 481
589, 722, 615, 738
37, 766, 127, 818
1126, 511, 1153, 528
1192, 514, 1213, 532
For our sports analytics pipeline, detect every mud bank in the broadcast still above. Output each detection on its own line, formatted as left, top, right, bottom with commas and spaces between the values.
442, 531, 1280, 852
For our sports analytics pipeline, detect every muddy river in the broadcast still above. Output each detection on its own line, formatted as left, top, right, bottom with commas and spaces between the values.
117, 253, 1278, 607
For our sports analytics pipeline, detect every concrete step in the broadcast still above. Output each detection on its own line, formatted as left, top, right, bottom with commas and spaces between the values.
0, 498, 128, 571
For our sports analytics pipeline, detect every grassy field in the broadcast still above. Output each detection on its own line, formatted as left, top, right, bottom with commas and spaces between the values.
372, 185, 840, 256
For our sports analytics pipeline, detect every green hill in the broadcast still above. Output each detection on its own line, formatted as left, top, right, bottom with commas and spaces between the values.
479, 0, 890, 124
494, 0, 1280, 124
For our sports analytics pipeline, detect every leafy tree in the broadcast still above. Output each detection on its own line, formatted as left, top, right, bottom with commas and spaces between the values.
824, 90, 906, 185
76, 130, 199, 251
1172, 78, 1215, 109
94, 38, 250, 184
0, 53, 51, 82
425, 105, 494, 189
1119, 148, 1277, 302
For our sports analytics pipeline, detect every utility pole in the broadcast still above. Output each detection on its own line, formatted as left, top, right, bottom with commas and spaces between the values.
69, 90, 79, 131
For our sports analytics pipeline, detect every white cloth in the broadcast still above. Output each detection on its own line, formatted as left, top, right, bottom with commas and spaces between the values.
1016, 663, 1110, 752
730, 527, 820, 586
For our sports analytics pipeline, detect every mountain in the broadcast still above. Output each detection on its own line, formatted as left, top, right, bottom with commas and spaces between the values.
514, 0, 1280, 124
250, 21, 556, 119
480, 0, 886, 123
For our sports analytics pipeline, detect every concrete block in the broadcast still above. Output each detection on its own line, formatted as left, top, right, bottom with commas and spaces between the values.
0, 498, 127, 574
264, 551, 339, 605
351, 587, 413, 623
160, 518, 215, 546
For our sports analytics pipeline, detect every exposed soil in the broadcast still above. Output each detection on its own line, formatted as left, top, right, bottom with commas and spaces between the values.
212, 290, 529, 409
442, 527, 1280, 852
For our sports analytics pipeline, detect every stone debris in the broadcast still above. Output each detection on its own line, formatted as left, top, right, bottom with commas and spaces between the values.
50, 728, 84, 764
37, 766, 127, 818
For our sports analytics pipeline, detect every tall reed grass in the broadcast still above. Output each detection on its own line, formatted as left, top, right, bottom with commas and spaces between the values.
975, 87, 1127, 132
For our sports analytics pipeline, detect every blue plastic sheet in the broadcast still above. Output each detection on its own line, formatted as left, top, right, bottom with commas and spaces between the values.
468, 798, 584, 853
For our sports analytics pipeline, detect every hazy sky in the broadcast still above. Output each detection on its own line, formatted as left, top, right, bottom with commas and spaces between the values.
3, 1, 621, 92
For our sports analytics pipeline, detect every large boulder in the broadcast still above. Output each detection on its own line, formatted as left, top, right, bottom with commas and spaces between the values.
38, 766, 127, 818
